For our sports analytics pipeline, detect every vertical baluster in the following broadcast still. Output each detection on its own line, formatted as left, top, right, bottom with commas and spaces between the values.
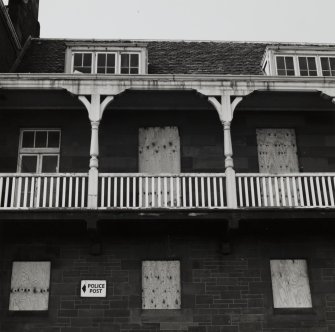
207, 177, 212, 208
36, 177, 41, 208
4, 177, 9, 207
328, 176, 334, 206
213, 177, 218, 207
74, 177, 79, 208
114, 177, 118, 207
176, 177, 181, 207
183, 177, 187, 208
268, 177, 274, 207
145, 177, 148, 208
10, 177, 16, 208
126, 177, 130, 208
244, 177, 249, 207
262, 177, 268, 207
279, 177, 286, 207
195, 177, 199, 207
49, 176, 54, 207
238, 177, 243, 207
315, 176, 322, 206
250, 177, 255, 207
292, 177, 298, 207
321, 176, 328, 206
310, 177, 316, 207
139, 177, 142, 208
23, 177, 28, 208
81, 177, 86, 208
219, 177, 224, 207
68, 176, 73, 207
286, 177, 292, 207
304, 177, 311, 207
42, 177, 47, 207
151, 177, 155, 208
101, 177, 105, 208
30, 177, 35, 208
200, 177, 205, 207
158, 177, 161, 208
274, 177, 280, 207
298, 177, 304, 207
133, 177, 136, 208
62, 177, 66, 208
164, 177, 168, 208
56, 177, 60, 208
0, 177, 3, 207
170, 177, 174, 208
188, 177, 193, 207
256, 177, 261, 207
107, 177, 111, 208
16, 177, 22, 208
120, 177, 124, 208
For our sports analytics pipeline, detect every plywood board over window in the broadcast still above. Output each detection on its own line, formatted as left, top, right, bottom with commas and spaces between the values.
256, 128, 299, 174
270, 259, 312, 308
142, 261, 181, 309
139, 127, 181, 207
9, 261, 51, 311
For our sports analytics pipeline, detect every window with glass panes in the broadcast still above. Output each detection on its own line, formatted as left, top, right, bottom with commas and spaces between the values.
276, 56, 295, 76
18, 129, 61, 173
298, 57, 317, 76
120, 53, 139, 74
97, 53, 116, 74
321, 57, 335, 76
72, 53, 93, 73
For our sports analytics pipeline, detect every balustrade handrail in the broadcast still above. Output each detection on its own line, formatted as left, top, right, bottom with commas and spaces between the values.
237, 172, 335, 177
99, 173, 226, 177
0, 173, 88, 177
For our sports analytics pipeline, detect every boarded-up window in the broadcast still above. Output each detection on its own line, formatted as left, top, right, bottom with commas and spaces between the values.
9, 261, 51, 311
270, 259, 312, 308
142, 261, 181, 309
139, 127, 181, 207
256, 128, 299, 174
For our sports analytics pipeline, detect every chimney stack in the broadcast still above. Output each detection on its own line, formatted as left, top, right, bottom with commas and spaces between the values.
8, 0, 40, 45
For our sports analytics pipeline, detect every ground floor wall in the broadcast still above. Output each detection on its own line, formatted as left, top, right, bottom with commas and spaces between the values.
0, 220, 335, 332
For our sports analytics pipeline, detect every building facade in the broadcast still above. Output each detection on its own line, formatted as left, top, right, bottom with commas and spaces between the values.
2, 1, 335, 331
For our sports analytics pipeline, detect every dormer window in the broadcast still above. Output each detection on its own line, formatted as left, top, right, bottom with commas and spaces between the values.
263, 47, 335, 77
65, 44, 147, 74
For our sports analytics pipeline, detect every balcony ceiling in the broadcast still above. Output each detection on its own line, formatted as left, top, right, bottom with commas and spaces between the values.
238, 91, 335, 112
0, 89, 83, 109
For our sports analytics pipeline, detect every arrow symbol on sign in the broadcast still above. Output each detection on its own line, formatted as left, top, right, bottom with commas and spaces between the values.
82, 284, 86, 293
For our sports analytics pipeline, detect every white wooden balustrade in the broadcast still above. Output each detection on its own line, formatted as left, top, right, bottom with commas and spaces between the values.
236, 173, 335, 208
0, 173, 88, 209
98, 173, 227, 209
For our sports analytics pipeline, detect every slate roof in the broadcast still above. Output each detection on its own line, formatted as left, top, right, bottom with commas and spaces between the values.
15, 38, 268, 75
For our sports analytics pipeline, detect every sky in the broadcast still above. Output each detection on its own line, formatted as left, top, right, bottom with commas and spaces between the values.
5, 0, 335, 43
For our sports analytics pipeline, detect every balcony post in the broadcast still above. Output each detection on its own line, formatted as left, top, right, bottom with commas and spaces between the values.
222, 119, 237, 208
79, 94, 114, 209
209, 94, 243, 208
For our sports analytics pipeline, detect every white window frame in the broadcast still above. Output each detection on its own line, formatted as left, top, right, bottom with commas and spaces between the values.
275, 55, 296, 76
320, 56, 335, 76
65, 44, 148, 74
72, 52, 94, 74
18, 129, 61, 173
95, 52, 117, 74
297, 56, 318, 77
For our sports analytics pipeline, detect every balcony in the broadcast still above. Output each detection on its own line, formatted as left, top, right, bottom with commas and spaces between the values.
1, 172, 335, 210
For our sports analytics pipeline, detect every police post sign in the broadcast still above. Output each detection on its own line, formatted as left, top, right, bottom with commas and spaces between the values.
80, 280, 107, 297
